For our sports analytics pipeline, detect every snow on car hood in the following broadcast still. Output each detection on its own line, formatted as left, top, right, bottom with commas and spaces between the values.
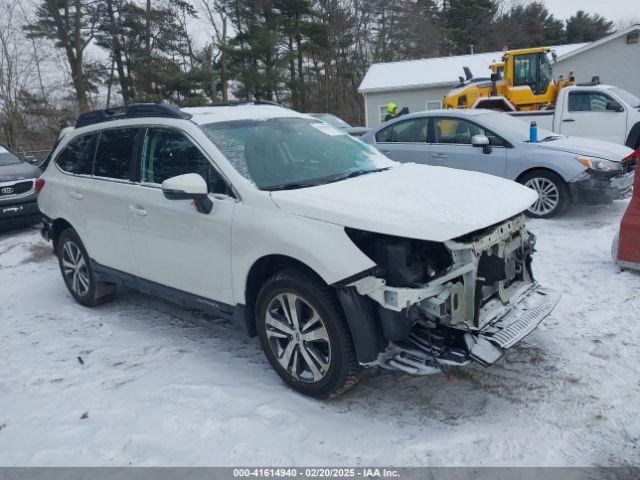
535, 137, 633, 162
270, 163, 538, 242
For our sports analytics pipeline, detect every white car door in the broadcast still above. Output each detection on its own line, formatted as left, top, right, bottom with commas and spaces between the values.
127, 127, 235, 305
559, 90, 627, 144
63, 128, 140, 275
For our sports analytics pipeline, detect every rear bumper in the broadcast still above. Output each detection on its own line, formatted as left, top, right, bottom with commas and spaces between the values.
0, 199, 40, 226
569, 171, 634, 205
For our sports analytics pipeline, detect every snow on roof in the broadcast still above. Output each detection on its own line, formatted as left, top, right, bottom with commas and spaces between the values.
358, 43, 588, 94
182, 104, 308, 124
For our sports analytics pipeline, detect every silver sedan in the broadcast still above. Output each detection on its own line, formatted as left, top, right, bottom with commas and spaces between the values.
360, 109, 635, 218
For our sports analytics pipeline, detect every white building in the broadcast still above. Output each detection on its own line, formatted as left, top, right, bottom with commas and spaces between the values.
359, 24, 640, 128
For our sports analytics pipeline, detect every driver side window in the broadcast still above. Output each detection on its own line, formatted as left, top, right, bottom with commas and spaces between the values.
141, 128, 230, 195
434, 118, 506, 147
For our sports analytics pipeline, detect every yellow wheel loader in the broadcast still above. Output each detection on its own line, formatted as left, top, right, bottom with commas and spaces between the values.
442, 47, 576, 111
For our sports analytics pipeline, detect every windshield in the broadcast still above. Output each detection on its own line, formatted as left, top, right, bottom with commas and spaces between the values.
477, 112, 556, 142
309, 114, 351, 129
0, 147, 22, 166
610, 87, 640, 108
200, 117, 394, 190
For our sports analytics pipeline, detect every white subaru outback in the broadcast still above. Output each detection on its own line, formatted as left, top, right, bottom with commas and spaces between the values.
37, 102, 560, 398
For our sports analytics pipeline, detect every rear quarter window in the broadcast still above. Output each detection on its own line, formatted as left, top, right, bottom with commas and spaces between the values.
55, 134, 94, 175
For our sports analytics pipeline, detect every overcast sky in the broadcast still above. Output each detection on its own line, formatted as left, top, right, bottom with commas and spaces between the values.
538, 0, 639, 24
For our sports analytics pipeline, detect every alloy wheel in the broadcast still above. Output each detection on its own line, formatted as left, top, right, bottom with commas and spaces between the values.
525, 177, 560, 216
264, 292, 332, 383
61, 241, 90, 297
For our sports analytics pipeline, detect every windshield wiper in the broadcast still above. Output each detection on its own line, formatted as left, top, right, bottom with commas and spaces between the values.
539, 135, 563, 142
265, 182, 318, 191
324, 167, 390, 184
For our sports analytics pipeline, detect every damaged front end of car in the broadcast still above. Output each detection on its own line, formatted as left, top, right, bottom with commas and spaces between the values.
337, 215, 560, 374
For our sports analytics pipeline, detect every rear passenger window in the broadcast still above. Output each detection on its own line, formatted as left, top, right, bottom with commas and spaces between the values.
93, 128, 138, 180
375, 118, 428, 143
55, 135, 94, 175
141, 128, 229, 194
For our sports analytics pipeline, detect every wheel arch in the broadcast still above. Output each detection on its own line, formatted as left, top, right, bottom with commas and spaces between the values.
50, 218, 75, 251
515, 166, 568, 187
242, 254, 328, 337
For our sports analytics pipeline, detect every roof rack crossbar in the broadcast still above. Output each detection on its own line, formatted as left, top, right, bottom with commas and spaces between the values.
75, 103, 192, 128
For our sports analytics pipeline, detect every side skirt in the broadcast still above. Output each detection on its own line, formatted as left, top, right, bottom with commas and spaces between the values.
91, 260, 243, 323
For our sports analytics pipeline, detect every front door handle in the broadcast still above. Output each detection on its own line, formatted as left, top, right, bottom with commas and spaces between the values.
129, 205, 148, 217
432, 153, 448, 159
69, 191, 83, 200
562, 118, 575, 122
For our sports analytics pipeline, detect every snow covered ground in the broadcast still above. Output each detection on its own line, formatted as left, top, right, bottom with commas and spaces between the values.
1, 200, 639, 467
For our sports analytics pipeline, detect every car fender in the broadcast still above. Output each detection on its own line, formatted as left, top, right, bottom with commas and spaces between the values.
506, 147, 584, 182
231, 205, 376, 306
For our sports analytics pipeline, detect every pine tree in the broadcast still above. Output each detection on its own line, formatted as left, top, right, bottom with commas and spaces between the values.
566, 11, 613, 43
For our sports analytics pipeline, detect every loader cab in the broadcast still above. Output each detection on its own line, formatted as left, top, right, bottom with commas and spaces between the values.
505, 49, 556, 108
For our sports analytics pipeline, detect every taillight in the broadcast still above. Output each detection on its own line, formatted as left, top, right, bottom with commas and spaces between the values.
35, 178, 45, 195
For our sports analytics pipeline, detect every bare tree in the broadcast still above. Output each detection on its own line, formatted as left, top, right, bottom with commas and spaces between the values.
0, 0, 35, 149
199, 0, 229, 101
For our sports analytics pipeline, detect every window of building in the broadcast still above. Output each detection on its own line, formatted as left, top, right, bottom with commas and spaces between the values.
425, 101, 442, 111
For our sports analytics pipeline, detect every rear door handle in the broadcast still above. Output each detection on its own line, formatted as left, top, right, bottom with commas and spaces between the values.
432, 153, 448, 159
129, 205, 148, 217
380, 150, 392, 156
562, 118, 575, 122
69, 191, 83, 200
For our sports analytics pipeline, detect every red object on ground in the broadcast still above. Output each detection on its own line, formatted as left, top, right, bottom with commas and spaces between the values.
618, 150, 640, 269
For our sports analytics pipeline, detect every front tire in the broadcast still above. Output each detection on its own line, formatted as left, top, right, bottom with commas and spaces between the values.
57, 228, 115, 307
519, 170, 569, 219
256, 269, 363, 399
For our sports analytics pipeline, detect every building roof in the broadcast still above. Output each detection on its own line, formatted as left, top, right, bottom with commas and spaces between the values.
554, 24, 640, 62
358, 43, 587, 94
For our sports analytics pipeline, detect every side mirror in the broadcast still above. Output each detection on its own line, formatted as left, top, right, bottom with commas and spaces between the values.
162, 173, 213, 214
471, 134, 489, 147
606, 100, 623, 112
471, 135, 492, 154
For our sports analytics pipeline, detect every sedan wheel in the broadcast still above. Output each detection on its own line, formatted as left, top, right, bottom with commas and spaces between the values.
265, 292, 331, 383
519, 170, 569, 219
525, 177, 559, 217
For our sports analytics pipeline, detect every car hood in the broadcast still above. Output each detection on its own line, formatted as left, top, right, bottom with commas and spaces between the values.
270, 163, 538, 242
0, 162, 41, 182
535, 137, 633, 161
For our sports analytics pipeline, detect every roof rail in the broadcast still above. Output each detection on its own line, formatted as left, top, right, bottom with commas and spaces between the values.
200, 100, 283, 108
75, 103, 192, 128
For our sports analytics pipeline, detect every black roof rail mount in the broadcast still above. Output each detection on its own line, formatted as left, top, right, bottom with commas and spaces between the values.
75, 103, 192, 128
201, 100, 283, 108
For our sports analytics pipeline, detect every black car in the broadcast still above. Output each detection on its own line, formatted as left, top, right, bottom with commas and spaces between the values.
0, 145, 41, 228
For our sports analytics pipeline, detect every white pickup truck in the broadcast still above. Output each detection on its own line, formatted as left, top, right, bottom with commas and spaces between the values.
510, 85, 640, 149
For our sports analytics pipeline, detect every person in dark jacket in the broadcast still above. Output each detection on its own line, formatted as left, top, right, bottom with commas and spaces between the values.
384, 102, 409, 122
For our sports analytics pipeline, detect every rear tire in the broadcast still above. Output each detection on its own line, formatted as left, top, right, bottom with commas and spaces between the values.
255, 269, 363, 399
519, 170, 569, 219
57, 228, 115, 307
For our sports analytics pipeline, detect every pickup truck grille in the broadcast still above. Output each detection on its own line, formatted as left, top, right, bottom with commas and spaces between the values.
0, 180, 35, 198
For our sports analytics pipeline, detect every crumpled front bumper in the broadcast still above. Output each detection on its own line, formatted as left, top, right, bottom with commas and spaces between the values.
375, 284, 560, 374
569, 170, 634, 205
